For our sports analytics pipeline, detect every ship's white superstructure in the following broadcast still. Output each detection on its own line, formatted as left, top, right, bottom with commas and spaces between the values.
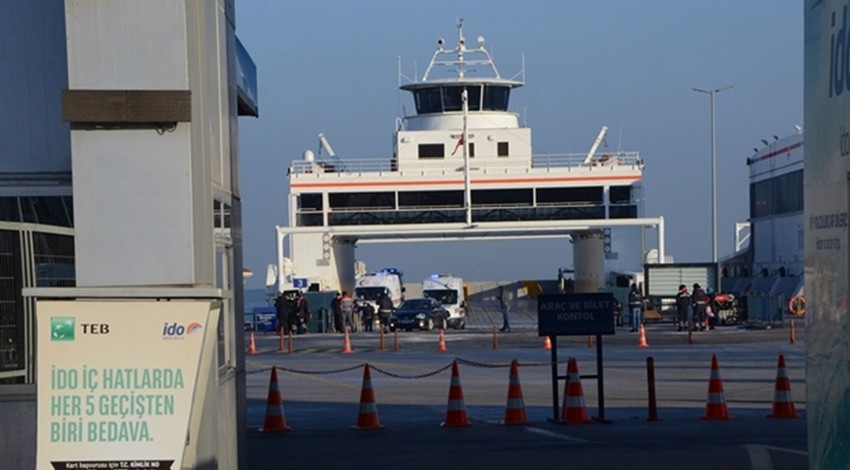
747, 132, 804, 279
274, 22, 665, 293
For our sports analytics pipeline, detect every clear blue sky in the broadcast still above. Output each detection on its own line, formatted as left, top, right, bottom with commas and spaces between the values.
234, 1, 802, 289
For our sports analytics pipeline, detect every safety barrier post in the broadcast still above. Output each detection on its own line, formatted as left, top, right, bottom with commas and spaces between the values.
646, 357, 658, 421
789, 319, 796, 345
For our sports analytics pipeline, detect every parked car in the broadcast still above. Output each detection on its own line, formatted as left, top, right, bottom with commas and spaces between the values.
389, 298, 450, 331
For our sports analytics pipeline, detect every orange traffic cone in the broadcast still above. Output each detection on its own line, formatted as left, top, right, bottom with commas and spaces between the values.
342, 327, 353, 354
259, 367, 292, 432
441, 360, 472, 427
438, 328, 447, 352
502, 359, 529, 425
767, 354, 799, 419
700, 354, 734, 420
562, 357, 593, 424
353, 364, 385, 430
247, 332, 257, 355
543, 336, 552, 350
638, 324, 649, 348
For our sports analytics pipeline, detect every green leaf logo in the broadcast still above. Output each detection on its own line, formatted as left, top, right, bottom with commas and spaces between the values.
50, 317, 75, 341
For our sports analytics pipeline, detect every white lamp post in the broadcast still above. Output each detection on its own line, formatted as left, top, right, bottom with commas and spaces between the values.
692, 85, 732, 263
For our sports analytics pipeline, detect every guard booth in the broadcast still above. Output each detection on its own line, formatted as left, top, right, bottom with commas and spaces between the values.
303, 291, 338, 333
538, 293, 616, 422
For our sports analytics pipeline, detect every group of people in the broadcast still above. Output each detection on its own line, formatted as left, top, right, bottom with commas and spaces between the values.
274, 290, 311, 335
675, 283, 718, 332
627, 282, 722, 333
330, 291, 394, 333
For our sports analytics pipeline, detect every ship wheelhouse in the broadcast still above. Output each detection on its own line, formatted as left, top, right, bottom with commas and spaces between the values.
407, 83, 513, 115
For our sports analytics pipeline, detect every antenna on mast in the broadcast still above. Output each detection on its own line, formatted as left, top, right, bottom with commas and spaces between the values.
583, 126, 608, 165
317, 133, 336, 158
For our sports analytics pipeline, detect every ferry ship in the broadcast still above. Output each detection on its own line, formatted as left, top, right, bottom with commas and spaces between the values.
273, 22, 665, 294
721, 129, 803, 317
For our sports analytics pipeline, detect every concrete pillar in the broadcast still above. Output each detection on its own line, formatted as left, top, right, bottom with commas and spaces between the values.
573, 230, 605, 293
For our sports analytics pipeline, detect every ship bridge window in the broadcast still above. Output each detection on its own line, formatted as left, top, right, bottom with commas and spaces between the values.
329, 192, 394, 209
443, 87, 464, 112
414, 87, 443, 114
299, 193, 323, 211
483, 85, 510, 111
413, 85, 487, 113
467, 86, 481, 110
443, 85, 484, 112
418, 143, 445, 159
609, 186, 632, 204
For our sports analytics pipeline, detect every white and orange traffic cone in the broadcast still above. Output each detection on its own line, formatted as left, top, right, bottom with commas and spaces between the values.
353, 364, 385, 430
700, 354, 734, 420
259, 367, 292, 432
342, 327, 353, 354
543, 336, 552, 350
247, 332, 257, 355
767, 354, 799, 419
502, 359, 529, 425
438, 328, 447, 352
638, 324, 649, 348
441, 360, 472, 427
562, 357, 593, 424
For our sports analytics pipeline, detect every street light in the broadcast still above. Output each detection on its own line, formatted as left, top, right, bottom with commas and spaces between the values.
692, 85, 732, 263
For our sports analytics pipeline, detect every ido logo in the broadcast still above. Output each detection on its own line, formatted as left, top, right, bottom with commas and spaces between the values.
162, 321, 203, 339
50, 317, 75, 341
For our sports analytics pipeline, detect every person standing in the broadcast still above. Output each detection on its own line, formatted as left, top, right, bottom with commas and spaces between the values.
296, 292, 310, 334
340, 291, 354, 332
274, 291, 287, 336
378, 292, 394, 333
691, 283, 708, 331
675, 284, 691, 332
358, 301, 374, 332
330, 292, 342, 333
499, 285, 511, 332
706, 288, 718, 330
628, 284, 642, 332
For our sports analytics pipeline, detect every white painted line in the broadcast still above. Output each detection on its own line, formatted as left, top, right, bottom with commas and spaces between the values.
744, 443, 808, 470
524, 426, 589, 443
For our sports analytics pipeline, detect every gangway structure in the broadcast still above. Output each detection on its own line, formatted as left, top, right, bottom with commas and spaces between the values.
275, 21, 665, 294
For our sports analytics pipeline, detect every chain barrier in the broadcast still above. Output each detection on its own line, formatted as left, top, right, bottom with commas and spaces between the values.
370, 362, 453, 379
246, 356, 571, 378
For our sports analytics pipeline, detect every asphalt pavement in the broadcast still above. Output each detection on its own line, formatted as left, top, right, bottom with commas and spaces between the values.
243, 314, 807, 470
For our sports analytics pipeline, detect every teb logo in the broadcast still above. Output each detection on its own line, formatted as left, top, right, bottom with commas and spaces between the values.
50, 317, 75, 341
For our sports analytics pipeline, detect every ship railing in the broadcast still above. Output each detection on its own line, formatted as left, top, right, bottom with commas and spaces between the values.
289, 151, 641, 175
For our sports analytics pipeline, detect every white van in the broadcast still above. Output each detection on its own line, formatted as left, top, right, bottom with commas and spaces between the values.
422, 274, 467, 329
354, 268, 405, 313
